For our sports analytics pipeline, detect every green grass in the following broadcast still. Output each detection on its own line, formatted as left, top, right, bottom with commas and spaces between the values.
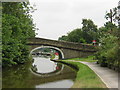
58, 60, 107, 88
64, 56, 98, 62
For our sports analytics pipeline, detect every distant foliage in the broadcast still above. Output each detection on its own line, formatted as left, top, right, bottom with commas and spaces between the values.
58, 19, 99, 44
58, 35, 68, 41
58, 6, 120, 70
2, 2, 35, 67
67, 28, 86, 43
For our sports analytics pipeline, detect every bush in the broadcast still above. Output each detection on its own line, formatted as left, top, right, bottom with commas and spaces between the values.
95, 33, 119, 70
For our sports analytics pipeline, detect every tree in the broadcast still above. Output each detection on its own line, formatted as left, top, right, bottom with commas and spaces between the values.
58, 35, 68, 41
81, 19, 99, 43
82, 19, 98, 32
105, 7, 118, 23
2, 2, 35, 67
95, 30, 119, 68
67, 29, 86, 43
95, 7, 120, 70
58, 28, 86, 43
58, 19, 99, 44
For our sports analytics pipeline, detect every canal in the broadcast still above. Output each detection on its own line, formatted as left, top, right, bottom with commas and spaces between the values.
2, 48, 77, 88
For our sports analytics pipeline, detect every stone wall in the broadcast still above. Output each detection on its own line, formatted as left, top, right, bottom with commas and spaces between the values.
60, 48, 95, 58
27, 38, 97, 58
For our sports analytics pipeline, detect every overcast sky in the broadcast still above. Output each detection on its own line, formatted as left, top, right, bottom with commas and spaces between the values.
29, 0, 119, 40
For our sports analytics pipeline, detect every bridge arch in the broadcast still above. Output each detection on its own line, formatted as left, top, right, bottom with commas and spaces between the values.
29, 46, 65, 77
28, 38, 97, 58
30, 45, 64, 59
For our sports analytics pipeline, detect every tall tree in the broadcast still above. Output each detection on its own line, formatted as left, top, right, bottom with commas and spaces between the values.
82, 19, 98, 32
105, 7, 118, 23
95, 7, 119, 69
2, 2, 35, 67
82, 19, 99, 43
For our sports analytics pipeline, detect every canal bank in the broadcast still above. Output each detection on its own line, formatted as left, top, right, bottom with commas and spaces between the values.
55, 60, 107, 88
56, 59, 118, 89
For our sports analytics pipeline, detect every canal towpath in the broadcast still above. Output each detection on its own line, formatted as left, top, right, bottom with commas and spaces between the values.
70, 60, 119, 89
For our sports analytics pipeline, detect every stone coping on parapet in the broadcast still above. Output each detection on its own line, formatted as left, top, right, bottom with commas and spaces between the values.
28, 37, 92, 46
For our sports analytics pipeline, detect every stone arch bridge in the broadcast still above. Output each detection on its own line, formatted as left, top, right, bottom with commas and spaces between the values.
27, 38, 97, 59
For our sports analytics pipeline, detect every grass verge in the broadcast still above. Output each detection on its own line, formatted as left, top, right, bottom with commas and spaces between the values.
58, 60, 107, 88
63, 56, 98, 62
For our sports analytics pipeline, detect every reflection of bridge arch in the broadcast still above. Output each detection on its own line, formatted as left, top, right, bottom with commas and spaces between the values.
29, 64, 76, 86
30, 46, 64, 59
30, 46, 65, 77
30, 63, 64, 77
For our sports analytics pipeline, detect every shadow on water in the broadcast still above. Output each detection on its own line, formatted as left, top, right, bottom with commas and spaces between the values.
2, 55, 77, 88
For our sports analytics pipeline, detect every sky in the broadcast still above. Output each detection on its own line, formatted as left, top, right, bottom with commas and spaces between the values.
29, 0, 119, 40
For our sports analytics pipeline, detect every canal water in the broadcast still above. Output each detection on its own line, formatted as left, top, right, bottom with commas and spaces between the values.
2, 54, 77, 88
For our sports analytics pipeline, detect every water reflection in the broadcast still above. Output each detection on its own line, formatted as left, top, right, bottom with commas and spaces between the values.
2, 48, 76, 88
31, 55, 64, 77
2, 60, 76, 88
36, 79, 74, 88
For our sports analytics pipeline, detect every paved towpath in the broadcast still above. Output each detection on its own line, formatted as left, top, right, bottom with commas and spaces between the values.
70, 60, 119, 89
